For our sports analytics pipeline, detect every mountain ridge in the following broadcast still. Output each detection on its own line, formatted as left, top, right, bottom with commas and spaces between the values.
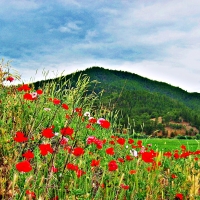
33, 66, 200, 137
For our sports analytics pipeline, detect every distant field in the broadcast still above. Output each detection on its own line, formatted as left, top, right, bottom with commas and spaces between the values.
135, 138, 200, 151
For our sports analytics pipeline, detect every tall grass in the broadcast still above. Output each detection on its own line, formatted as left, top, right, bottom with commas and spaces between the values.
0, 60, 199, 200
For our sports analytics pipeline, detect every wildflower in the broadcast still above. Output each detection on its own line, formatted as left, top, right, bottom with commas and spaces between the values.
23, 93, 35, 100
14, 132, 28, 143
139, 146, 146, 153
97, 118, 110, 129
180, 145, 186, 151
60, 127, 74, 137
60, 137, 69, 145
22, 150, 34, 160
142, 152, 155, 163
89, 117, 97, 123
76, 169, 86, 178
137, 140, 142, 147
108, 160, 118, 171
130, 149, 138, 157
171, 174, 178, 179
42, 128, 54, 138
75, 107, 82, 113
163, 151, 172, 158
36, 89, 43, 95
53, 98, 60, 105
175, 193, 183, 200
51, 166, 58, 173
126, 155, 133, 161
128, 138, 134, 144
6, 76, 14, 82
91, 160, 100, 167
16, 160, 32, 172
106, 147, 115, 155
84, 112, 90, 117
109, 140, 115, 145
54, 132, 59, 136
39, 144, 53, 156
86, 124, 95, 130
120, 184, 129, 190
66, 163, 79, 171
86, 136, 97, 144
51, 196, 59, 200
118, 158, 125, 163
129, 170, 137, 174
116, 138, 126, 146
72, 147, 85, 157
62, 103, 69, 110
26, 190, 36, 198
63, 114, 70, 120
17, 84, 31, 92
31, 92, 38, 99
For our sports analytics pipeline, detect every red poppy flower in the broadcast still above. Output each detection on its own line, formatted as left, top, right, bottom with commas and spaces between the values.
91, 159, 100, 167
89, 117, 97, 124
66, 163, 79, 171
23, 93, 35, 100
175, 193, 183, 200
86, 136, 97, 144
86, 124, 95, 130
6, 76, 14, 82
14, 132, 28, 143
174, 153, 180, 159
16, 160, 32, 172
65, 114, 71, 119
51, 196, 58, 200
106, 147, 115, 155
26, 190, 36, 198
75, 107, 82, 113
109, 140, 115, 145
39, 144, 53, 156
128, 138, 134, 144
17, 84, 31, 92
142, 152, 155, 163
62, 103, 69, 110
53, 98, 60, 105
76, 169, 86, 178
72, 147, 85, 156
180, 145, 186, 151
126, 155, 133, 161
137, 140, 142, 147
129, 170, 137, 174
36, 89, 43, 95
51, 166, 58, 173
22, 150, 34, 160
42, 128, 54, 138
171, 174, 178, 179
118, 158, 125, 163
60, 137, 69, 145
99, 119, 110, 129
120, 184, 129, 190
60, 127, 74, 137
116, 138, 126, 146
163, 151, 172, 158
108, 160, 118, 171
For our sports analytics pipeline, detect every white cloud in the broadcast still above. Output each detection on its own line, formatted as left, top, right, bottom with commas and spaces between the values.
58, 21, 82, 33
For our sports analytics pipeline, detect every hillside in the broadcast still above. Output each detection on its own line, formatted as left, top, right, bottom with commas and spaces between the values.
33, 66, 200, 138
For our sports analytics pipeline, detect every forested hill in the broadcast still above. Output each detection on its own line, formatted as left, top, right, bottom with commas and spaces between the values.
33, 66, 200, 137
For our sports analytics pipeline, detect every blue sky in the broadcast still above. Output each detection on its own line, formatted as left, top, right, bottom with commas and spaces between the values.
1, 0, 200, 92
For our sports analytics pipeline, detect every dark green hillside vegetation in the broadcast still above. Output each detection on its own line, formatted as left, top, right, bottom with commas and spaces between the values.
33, 67, 200, 137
